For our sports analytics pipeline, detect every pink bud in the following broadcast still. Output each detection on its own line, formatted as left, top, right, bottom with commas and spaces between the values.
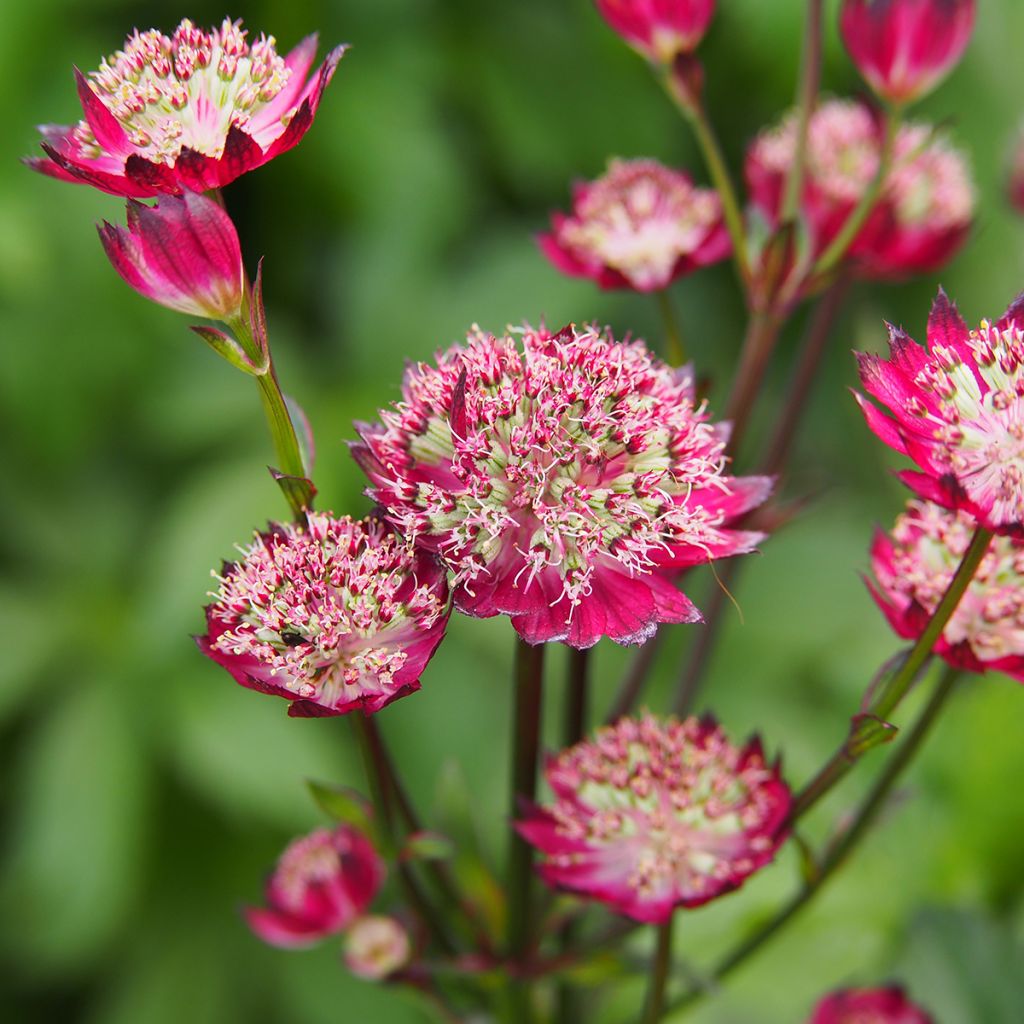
839, 0, 975, 106
343, 915, 411, 980
808, 985, 933, 1023
98, 191, 244, 319
595, 0, 716, 64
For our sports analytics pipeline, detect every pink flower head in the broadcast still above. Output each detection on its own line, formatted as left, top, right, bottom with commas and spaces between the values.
246, 825, 384, 948
352, 325, 771, 650
595, 1, 716, 63
856, 289, 1024, 535
840, 0, 975, 106
746, 100, 973, 280
198, 514, 450, 716
809, 985, 933, 1023
28, 17, 345, 197
869, 500, 1024, 681
343, 915, 412, 979
516, 714, 790, 923
539, 159, 730, 292
98, 191, 243, 318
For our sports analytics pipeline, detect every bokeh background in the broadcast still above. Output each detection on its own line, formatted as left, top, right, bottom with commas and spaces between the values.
3, 1, 1024, 1021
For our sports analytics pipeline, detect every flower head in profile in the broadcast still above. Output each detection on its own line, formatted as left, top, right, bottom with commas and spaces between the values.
809, 985, 933, 1023
856, 289, 1024, 534
516, 713, 790, 923
28, 17, 345, 197
869, 500, 1024, 681
344, 915, 412, 980
98, 191, 243, 319
539, 159, 730, 292
595, 1, 717, 63
246, 825, 384, 948
840, 0, 975, 106
353, 325, 771, 649
198, 514, 450, 716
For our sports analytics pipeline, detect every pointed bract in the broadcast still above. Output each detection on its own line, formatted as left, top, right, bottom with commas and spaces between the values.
595, 0, 716, 63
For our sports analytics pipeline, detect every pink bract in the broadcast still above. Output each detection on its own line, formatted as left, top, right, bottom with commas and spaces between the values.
595, 0, 716, 63
539, 158, 730, 292
840, 0, 975, 106
198, 513, 450, 717
856, 289, 1024, 535
869, 500, 1024, 681
98, 191, 243, 318
246, 825, 384, 948
809, 985, 933, 1023
27, 17, 345, 197
352, 324, 771, 650
516, 713, 790, 923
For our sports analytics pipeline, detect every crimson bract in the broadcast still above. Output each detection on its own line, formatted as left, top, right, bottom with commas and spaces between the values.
595, 0, 716, 63
808, 985, 933, 1023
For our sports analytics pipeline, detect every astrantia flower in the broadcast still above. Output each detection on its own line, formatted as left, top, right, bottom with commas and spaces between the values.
856, 289, 1024, 534
344, 915, 412, 979
840, 0, 975, 107
869, 500, 1024, 680
746, 100, 973, 280
539, 159, 730, 292
198, 514, 450, 716
98, 191, 243, 318
595, 1, 717, 63
28, 17, 344, 197
809, 985, 933, 1023
246, 825, 384, 948
352, 325, 771, 649
516, 714, 790, 923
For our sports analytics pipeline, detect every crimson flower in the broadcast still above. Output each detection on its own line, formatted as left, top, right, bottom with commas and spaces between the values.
595, 1, 716, 63
839, 0, 975, 106
198, 514, 450, 717
809, 985, 933, 1023
517, 713, 790, 923
353, 324, 771, 649
28, 17, 344, 197
539, 158, 730, 292
856, 289, 1024, 535
246, 825, 384, 948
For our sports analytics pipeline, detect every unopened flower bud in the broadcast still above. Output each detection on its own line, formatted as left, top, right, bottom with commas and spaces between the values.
343, 915, 411, 980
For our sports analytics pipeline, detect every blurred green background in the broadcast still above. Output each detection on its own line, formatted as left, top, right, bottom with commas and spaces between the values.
3, 1, 1024, 1021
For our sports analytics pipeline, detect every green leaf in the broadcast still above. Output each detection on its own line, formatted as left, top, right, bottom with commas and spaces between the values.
400, 830, 455, 862
846, 712, 899, 758
306, 780, 375, 836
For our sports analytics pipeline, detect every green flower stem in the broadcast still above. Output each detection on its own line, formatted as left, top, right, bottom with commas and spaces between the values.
642, 915, 676, 1024
657, 290, 686, 366
606, 631, 664, 724
663, 665, 962, 1018
504, 635, 545, 1023
723, 310, 785, 457
792, 525, 992, 821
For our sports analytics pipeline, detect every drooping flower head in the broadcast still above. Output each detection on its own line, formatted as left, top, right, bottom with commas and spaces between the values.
246, 825, 384, 948
809, 985, 933, 1023
198, 514, 450, 716
840, 0, 975, 106
28, 17, 345, 197
98, 191, 243, 318
595, 1, 717, 63
856, 289, 1024, 535
539, 159, 730, 292
343, 915, 412, 979
516, 713, 790, 923
869, 500, 1024, 681
353, 325, 771, 649
746, 99, 973, 281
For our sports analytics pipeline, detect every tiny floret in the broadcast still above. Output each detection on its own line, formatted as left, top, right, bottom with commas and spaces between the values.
353, 325, 771, 649
808, 985, 933, 1023
869, 500, 1024, 681
343, 915, 412, 980
198, 514, 450, 716
246, 825, 384, 948
28, 17, 345, 196
539, 158, 730, 292
856, 289, 1024, 534
516, 713, 790, 923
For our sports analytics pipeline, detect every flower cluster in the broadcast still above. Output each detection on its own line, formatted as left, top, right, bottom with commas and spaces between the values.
539, 158, 730, 292
198, 514, 450, 716
28, 17, 344, 196
353, 324, 770, 649
517, 713, 790, 923
856, 290, 1024, 534
246, 824, 384, 948
595, 0, 717, 64
808, 985, 933, 1023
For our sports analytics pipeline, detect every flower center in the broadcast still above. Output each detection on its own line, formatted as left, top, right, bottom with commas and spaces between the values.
276, 831, 342, 909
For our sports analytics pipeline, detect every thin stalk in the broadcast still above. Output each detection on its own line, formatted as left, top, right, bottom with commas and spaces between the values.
791, 526, 992, 821
723, 311, 784, 458
642, 916, 676, 1024
255, 363, 306, 481
664, 666, 962, 1018
606, 631, 664, 723
672, 567, 733, 716
657, 290, 686, 365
